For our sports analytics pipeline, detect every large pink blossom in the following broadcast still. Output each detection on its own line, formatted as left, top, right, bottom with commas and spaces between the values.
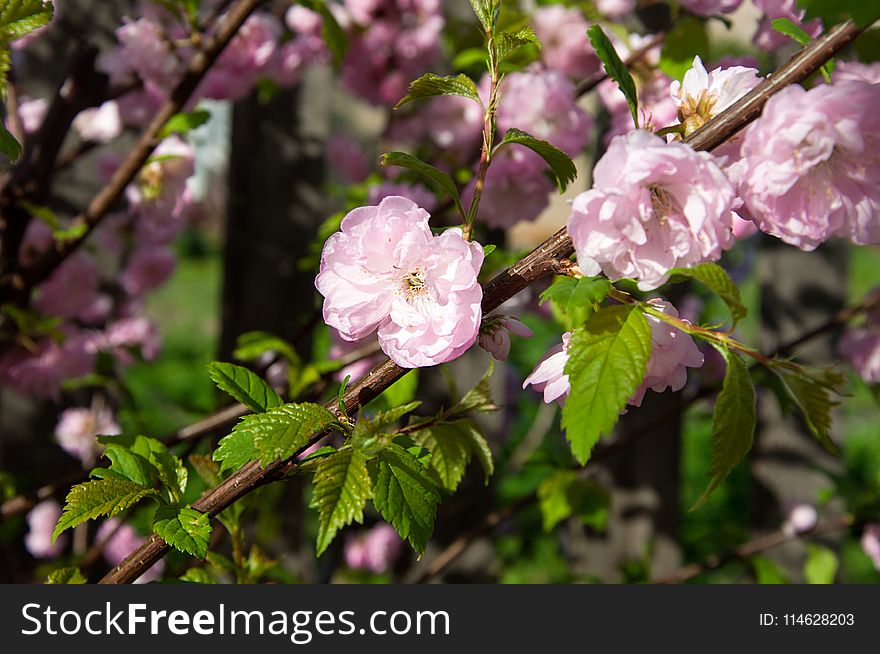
629, 300, 704, 406
316, 196, 484, 368
753, 0, 822, 52
344, 524, 404, 574
679, 0, 742, 16
34, 252, 100, 320
737, 81, 880, 250
25, 501, 65, 559
567, 130, 737, 290
531, 6, 601, 79
55, 406, 121, 465
523, 332, 572, 406
833, 60, 880, 85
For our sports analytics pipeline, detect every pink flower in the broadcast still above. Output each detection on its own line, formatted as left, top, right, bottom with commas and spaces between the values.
368, 182, 437, 213
833, 60, 880, 85
25, 501, 65, 559
737, 81, 880, 250
120, 247, 176, 296
495, 69, 592, 156
1, 330, 97, 400
478, 316, 533, 361
126, 136, 194, 230
523, 332, 572, 406
567, 129, 737, 290
326, 134, 371, 183
11, 97, 47, 134
286, 6, 323, 35
115, 17, 183, 90
315, 196, 484, 368
782, 503, 818, 536
34, 252, 101, 320
629, 300, 704, 407
596, 0, 636, 19
461, 147, 556, 228
344, 524, 404, 574
73, 101, 123, 143
679, 0, 742, 16
200, 13, 281, 100
860, 524, 880, 571
96, 519, 165, 583
531, 6, 601, 79
422, 95, 483, 159
103, 317, 161, 363
753, 0, 822, 52
838, 327, 880, 384
55, 406, 121, 465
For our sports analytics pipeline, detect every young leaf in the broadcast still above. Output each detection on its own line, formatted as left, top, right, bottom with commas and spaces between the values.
562, 305, 652, 464
213, 428, 260, 474
658, 16, 709, 81
497, 128, 577, 192
540, 275, 612, 329
774, 368, 840, 455
153, 506, 212, 558
371, 443, 440, 554
379, 151, 466, 220
666, 263, 747, 327
451, 361, 497, 415
179, 567, 215, 584
469, 0, 497, 33
536, 470, 610, 532
95, 444, 158, 489
454, 418, 494, 483
158, 108, 210, 138
395, 73, 482, 109
693, 346, 756, 509
312, 448, 372, 556
130, 436, 188, 501
236, 402, 340, 466
233, 331, 299, 365
496, 26, 541, 64
207, 362, 283, 414
771, 18, 834, 82
410, 422, 472, 491
46, 567, 87, 584
53, 479, 159, 542
587, 25, 639, 128
0, 122, 21, 161
0, 0, 54, 41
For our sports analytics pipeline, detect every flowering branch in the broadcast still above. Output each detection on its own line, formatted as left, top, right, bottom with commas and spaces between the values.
97, 19, 863, 585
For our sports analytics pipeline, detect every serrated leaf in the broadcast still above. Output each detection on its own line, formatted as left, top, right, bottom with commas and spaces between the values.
395, 73, 482, 109
0, 121, 21, 160
496, 26, 540, 63
234, 402, 340, 466
562, 305, 652, 464
46, 567, 86, 584
411, 418, 494, 490
371, 443, 440, 554
775, 368, 840, 455
379, 151, 465, 220
540, 275, 612, 330
537, 470, 610, 532
588, 24, 639, 128
53, 479, 159, 542
693, 346, 756, 509
454, 418, 494, 483
469, 0, 497, 33
130, 436, 187, 500
804, 544, 838, 584
451, 360, 497, 415
213, 428, 260, 474
98, 444, 158, 488
797, 0, 880, 28
0, 0, 54, 41
153, 506, 212, 558
659, 16, 709, 82
207, 361, 283, 414
158, 108, 210, 138
667, 263, 747, 327
179, 567, 215, 584
497, 128, 577, 191
312, 448, 372, 556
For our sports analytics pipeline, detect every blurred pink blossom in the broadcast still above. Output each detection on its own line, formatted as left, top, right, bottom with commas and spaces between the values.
55, 406, 121, 465
96, 518, 165, 583
25, 501, 65, 559
34, 252, 101, 320
121, 247, 176, 296
531, 6, 601, 79
326, 134, 371, 183
860, 524, 880, 571
679, 0, 742, 16
344, 524, 404, 574
753, 0, 822, 52
1, 330, 97, 400
73, 101, 123, 143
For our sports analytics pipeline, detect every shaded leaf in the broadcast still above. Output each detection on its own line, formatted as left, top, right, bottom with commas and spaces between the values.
46, 567, 86, 584
659, 16, 709, 81
380, 151, 465, 220
540, 275, 612, 330
588, 24, 639, 127
312, 448, 372, 556
159, 108, 210, 138
0, 122, 21, 161
497, 128, 577, 191
667, 263, 747, 327
53, 479, 159, 542
208, 361, 283, 414
537, 470, 610, 532
451, 360, 497, 415
775, 368, 840, 455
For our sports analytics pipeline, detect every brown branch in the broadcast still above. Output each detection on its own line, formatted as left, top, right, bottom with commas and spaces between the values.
655, 514, 854, 584
0, 0, 269, 305
99, 20, 863, 584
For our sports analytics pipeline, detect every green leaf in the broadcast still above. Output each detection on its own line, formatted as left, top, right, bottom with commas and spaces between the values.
659, 16, 709, 82
454, 418, 494, 483
46, 567, 86, 585
411, 418, 493, 490
0, 122, 21, 161
540, 275, 612, 330
213, 428, 260, 474
379, 369, 419, 408
207, 362, 283, 414
804, 544, 838, 584
130, 436, 188, 500
300, 0, 348, 65
451, 360, 498, 415
153, 506, 212, 558
774, 368, 840, 455
233, 331, 299, 366
496, 26, 540, 64
797, 0, 880, 28
693, 347, 756, 509
497, 128, 577, 192
0, 0, 54, 41
188, 453, 220, 488
751, 555, 789, 584
562, 305, 652, 464
588, 24, 639, 128
236, 402, 340, 466
667, 263, 747, 327
469, 0, 497, 33
537, 470, 610, 532
312, 448, 372, 556
53, 479, 159, 542
158, 108, 210, 138
179, 567, 215, 584
771, 18, 834, 82
371, 443, 440, 554
95, 444, 158, 488
379, 151, 466, 220
395, 73, 482, 109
